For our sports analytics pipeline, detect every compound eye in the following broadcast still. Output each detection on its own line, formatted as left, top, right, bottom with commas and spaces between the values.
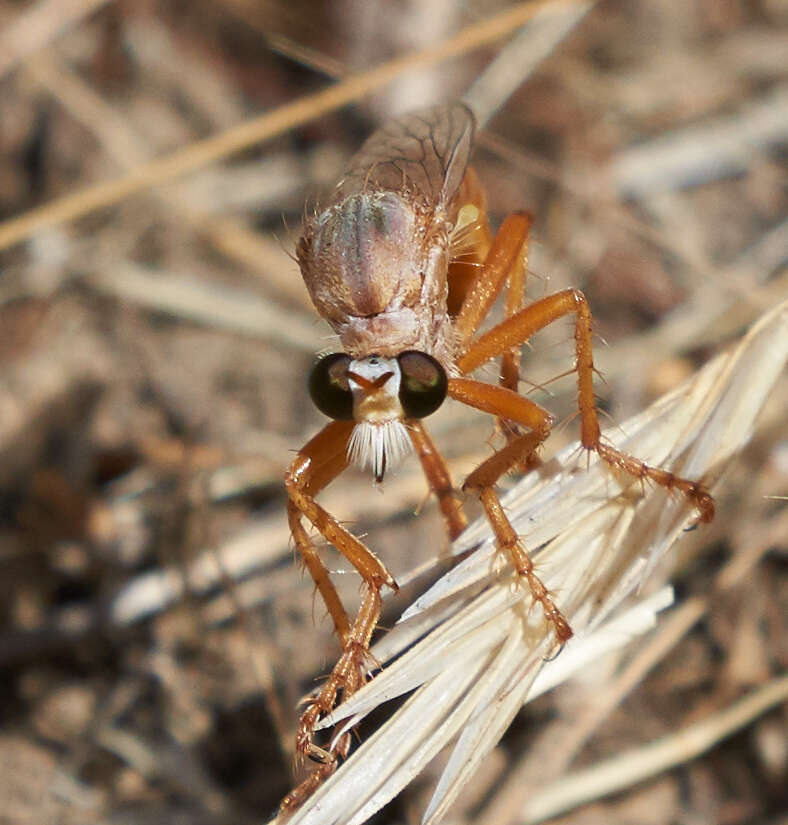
309, 353, 354, 420
397, 351, 447, 419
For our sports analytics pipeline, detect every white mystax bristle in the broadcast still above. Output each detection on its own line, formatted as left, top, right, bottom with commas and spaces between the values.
348, 420, 412, 481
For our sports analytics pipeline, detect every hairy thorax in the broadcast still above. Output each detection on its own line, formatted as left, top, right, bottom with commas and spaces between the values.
298, 190, 456, 366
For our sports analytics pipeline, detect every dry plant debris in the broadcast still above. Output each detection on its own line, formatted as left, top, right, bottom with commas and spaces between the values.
0, 2, 785, 825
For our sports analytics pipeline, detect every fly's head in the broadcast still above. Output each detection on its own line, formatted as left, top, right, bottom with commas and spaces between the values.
308, 351, 448, 482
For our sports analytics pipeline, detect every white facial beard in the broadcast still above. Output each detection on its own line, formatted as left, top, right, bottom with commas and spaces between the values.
348, 420, 412, 482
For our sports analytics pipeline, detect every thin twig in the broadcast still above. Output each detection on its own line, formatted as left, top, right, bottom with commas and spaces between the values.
463, 2, 591, 129
611, 85, 788, 198
26, 51, 317, 312
0, 0, 113, 79
519, 674, 788, 823
0, 0, 582, 252
87, 261, 324, 351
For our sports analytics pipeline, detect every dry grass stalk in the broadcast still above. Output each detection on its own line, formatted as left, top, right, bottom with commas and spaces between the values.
518, 672, 788, 823
0, 0, 585, 253
280, 298, 787, 825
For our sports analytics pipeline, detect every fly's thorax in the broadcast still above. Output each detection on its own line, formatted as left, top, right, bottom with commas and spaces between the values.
298, 190, 452, 355
299, 192, 421, 323
338, 307, 456, 366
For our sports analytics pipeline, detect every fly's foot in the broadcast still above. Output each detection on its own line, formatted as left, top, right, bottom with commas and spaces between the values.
283, 640, 371, 813
594, 441, 715, 524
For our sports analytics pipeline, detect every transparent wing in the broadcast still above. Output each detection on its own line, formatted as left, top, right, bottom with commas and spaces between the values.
336, 102, 475, 210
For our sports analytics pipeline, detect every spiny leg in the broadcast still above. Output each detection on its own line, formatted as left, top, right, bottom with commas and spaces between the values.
452, 210, 536, 461
282, 587, 383, 810
457, 287, 715, 522
407, 420, 467, 541
453, 211, 531, 351
447, 378, 571, 642
499, 214, 531, 395
282, 421, 397, 810
465, 440, 572, 644
288, 423, 354, 645
496, 214, 533, 458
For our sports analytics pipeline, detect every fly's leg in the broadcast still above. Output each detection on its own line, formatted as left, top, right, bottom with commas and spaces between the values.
457, 287, 715, 523
288, 423, 354, 645
407, 420, 467, 541
452, 210, 537, 464
496, 213, 532, 458
446, 378, 571, 642
453, 211, 531, 351
281, 421, 397, 811
497, 214, 530, 396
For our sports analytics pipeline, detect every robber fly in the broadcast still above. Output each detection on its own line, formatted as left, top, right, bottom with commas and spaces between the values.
282, 102, 713, 808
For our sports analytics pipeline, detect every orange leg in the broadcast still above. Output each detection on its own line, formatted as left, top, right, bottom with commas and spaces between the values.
448, 379, 553, 438
288, 423, 354, 645
281, 420, 398, 810
457, 288, 715, 523
407, 420, 467, 541
447, 378, 571, 642
453, 211, 531, 352
451, 210, 535, 464
499, 213, 531, 395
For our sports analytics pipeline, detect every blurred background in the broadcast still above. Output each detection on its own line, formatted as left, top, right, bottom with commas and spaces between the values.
0, 1, 785, 823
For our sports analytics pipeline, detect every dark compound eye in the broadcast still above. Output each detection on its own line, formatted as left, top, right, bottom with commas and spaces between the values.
397, 351, 447, 419
309, 353, 354, 420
